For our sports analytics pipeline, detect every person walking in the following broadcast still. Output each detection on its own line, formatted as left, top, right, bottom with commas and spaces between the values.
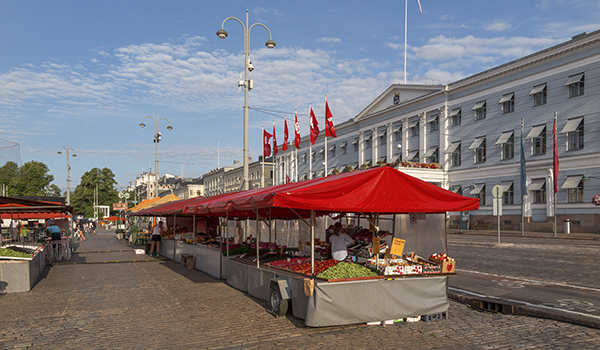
77, 219, 86, 241
150, 221, 164, 257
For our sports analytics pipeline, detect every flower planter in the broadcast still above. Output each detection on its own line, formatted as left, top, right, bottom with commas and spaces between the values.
0, 251, 46, 293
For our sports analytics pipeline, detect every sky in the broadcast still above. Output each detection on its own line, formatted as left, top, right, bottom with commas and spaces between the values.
1, 0, 600, 193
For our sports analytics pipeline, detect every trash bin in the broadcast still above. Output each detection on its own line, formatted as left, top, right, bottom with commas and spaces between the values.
563, 219, 570, 234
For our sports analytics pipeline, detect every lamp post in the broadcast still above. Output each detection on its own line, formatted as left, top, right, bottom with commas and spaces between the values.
57, 144, 77, 205
140, 112, 173, 198
217, 9, 276, 190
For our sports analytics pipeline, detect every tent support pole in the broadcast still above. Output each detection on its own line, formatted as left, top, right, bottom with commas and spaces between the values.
256, 210, 260, 268
226, 212, 229, 257
269, 207, 272, 251
193, 215, 196, 235
310, 210, 315, 278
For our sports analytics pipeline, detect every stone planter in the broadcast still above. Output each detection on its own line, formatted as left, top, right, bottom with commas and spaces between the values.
0, 251, 46, 293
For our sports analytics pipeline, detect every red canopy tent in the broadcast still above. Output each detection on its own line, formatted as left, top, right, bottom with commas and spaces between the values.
183, 166, 479, 218
0, 196, 73, 219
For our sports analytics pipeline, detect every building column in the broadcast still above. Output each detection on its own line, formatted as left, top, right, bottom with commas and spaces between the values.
419, 113, 427, 162
386, 122, 393, 162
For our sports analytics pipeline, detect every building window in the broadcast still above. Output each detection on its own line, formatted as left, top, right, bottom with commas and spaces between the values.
562, 175, 584, 203
530, 84, 547, 106
528, 125, 546, 156
502, 182, 514, 205
469, 137, 486, 164
529, 179, 546, 204
352, 140, 359, 152
379, 131, 387, 145
197, 190, 201, 195
499, 93, 514, 114
562, 117, 584, 151
302, 154, 307, 164
473, 101, 486, 120
410, 121, 419, 137
406, 150, 419, 162
449, 108, 461, 126
430, 149, 439, 164
365, 134, 372, 149
496, 131, 514, 160
447, 142, 461, 167
424, 147, 438, 164
471, 184, 485, 206
340, 142, 347, 155
428, 115, 439, 132
566, 73, 584, 98
394, 126, 402, 141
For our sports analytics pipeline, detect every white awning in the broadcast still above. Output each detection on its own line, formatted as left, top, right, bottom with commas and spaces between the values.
445, 142, 460, 154
560, 117, 583, 133
328, 168, 335, 175
564, 73, 584, 85
406, 151, 418, 160
529, 84, 546, 95
501, 181, 513, 192
408, 119, 419, 128
340, 141, 347, 147
472, 101, 486, 110
468, 138, 485, 150
450, 186, 461, 193
424, 146, 438, 157
393, 126, 402, 132
528, 178, 545, 191
561, 175, 583, 189
351, 139, 359, 145
329, 145, 336, 151
378, 131, 387, 137
318, 148, 324, 154
364, 134, 372, 141
495, 131, 514, 145
365, 159, 372, 166
427, 115, 439, 123
470, 184, 484, 195
499, 93, 514, 104
448, 108, 461, 117
525, 125, 545, 139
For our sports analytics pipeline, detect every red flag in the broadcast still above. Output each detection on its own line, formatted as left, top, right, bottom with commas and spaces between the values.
286, 174, 290, 183
310, 106, 320, 145
325, 99, 337, 137
294, 111, 301, 149
282, 118, 288, 151
273, 122, 278, 156
263, 128, 272, 157
553, 117, 559, 193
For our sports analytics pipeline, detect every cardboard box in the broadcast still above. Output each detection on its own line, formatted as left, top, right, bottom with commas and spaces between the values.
431, 258, 455, 273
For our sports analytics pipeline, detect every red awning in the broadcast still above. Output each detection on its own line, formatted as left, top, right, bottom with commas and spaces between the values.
131, 192, 233, 217
0, 196, 73, 218
183, 166, 480, 219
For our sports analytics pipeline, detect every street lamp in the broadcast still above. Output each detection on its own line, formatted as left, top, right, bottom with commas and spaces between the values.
582, 175, 600, 183
57, 144, 76, 205
140, 112, 173, 198
217, 9, 276, 190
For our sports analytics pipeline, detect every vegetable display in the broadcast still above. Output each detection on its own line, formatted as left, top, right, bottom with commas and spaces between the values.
269, 258, 339, 275
317, 262, 379, 280
0, 247, 33, 258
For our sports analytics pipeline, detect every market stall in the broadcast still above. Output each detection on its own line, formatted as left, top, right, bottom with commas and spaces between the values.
182, 166, 479, 326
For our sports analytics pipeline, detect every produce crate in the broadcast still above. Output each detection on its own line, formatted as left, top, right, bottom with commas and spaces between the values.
421, 311, 448, 322
430, 258, 455, 273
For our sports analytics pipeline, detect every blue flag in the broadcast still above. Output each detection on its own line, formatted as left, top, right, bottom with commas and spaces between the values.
520, 119, 527, 196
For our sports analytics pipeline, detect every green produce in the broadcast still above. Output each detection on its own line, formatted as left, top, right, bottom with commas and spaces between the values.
317, 262, 379, 279
0, 248, 32, 258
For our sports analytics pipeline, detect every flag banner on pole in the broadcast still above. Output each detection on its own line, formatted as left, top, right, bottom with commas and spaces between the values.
325, 99, 337, 137
263, 128, 272, 157
553, 116, 559, 193
310, 105, 320, 145
294, 111, 301, 149
273, 122, 278, 156
520, 119, 527, 196
286, 174, 290, 183
283, 118, 288, 151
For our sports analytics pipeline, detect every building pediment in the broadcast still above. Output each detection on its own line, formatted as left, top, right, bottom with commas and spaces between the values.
354, 84, 443, 121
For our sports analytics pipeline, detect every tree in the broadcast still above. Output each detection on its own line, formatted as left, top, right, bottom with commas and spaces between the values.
71, 167, 118, 217
0, 161, 57, 196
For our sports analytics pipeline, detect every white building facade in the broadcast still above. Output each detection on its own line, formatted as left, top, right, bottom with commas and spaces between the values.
276, 30, 600, 233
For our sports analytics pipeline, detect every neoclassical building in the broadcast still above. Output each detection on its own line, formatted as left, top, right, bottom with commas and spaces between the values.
275, 30, 600, 233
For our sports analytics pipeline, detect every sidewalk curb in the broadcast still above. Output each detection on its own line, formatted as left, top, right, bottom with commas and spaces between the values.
448, 291, 600, 330
447, 230, 600, 241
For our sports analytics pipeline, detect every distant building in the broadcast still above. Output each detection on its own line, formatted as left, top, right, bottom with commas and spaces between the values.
203, 157, 274, 197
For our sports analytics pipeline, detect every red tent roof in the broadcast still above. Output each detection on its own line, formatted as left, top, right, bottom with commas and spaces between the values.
130, 193, 233, 217
183, 166, 479, 219
0, 196, 73, 219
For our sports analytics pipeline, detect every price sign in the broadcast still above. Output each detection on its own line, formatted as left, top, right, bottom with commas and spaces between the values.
390, 238, 405, 257
112, 203, 127, 211
372, 237, 380, 256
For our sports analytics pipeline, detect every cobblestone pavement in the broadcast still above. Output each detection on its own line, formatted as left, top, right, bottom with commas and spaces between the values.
1, 230, 600, 349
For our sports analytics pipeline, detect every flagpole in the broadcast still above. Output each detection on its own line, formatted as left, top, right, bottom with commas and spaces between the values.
553, 111, 558, 237
324, 96, 328, 177
261, 127, 265, 188
309, 104, 313, 180
520, 118, 526, 236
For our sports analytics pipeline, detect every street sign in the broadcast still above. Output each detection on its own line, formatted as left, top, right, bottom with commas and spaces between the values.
113, 203, 127, 211
492, 185, 503, 199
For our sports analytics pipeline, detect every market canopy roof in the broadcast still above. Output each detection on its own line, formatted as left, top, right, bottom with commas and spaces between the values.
183, 166, 480, 219
128, 196, 162, 212
0, 196, 73, 219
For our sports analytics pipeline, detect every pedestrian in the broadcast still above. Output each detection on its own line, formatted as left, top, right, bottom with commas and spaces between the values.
328, 222, 354, 261
77, 219, 86, 241
150, 221, 164, 257
47, 220, 62, 246
91, 220, 96, 235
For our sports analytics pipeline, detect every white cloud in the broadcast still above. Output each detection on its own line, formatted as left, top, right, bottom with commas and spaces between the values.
483, 21, 512, 32
317, 37, 341, 44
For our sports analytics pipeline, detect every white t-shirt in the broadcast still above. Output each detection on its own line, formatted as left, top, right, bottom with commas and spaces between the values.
329, 233, 353, 261
152, 224, 163, 236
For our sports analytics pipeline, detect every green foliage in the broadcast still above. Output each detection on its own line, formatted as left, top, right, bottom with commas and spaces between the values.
0, 161, 57, 196
316, 262, 379, 279
71, 167, 119, 217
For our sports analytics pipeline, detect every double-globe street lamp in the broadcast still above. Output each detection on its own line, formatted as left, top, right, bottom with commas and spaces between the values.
57, 144, 76, 206
217, 9, 276, 191
140, 112, 173, 198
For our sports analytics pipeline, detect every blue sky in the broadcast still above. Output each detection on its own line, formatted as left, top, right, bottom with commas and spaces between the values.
1, 0, 600, 192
